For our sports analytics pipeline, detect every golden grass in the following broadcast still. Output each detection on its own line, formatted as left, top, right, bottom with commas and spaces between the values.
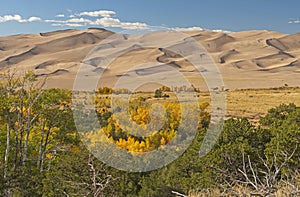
130, 87, 300, 124
225, 87, 300, 124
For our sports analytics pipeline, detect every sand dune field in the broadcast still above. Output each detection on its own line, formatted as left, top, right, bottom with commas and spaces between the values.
0, 28, 299, 90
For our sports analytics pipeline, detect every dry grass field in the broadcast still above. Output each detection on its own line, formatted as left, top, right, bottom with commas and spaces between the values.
225, 87, 300, 124
130, 86, 300, 125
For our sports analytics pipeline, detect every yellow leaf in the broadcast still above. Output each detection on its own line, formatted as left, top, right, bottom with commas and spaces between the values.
45, 153, 51, 159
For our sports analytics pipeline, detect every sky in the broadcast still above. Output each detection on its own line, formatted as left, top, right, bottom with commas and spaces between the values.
0, 0, 299, 36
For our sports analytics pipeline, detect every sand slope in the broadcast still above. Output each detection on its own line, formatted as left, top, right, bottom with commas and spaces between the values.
0, 28, 299, 90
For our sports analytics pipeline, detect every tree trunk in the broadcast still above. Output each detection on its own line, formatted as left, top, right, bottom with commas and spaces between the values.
13, 129, 19, 171
22, 108, 31, 165
40, 128, 51, 173
4, 120, 11, 179
37, 126, 45, 168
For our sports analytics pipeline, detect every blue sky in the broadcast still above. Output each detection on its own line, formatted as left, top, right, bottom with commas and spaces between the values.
0, 0, 299, 35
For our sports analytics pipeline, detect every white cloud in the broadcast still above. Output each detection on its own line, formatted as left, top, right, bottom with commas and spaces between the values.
78, 10, 116, 17
0, 14, 26, 23
118, 22, 148, 30
45, 19, 87, 27
173, 26, 204, 31
52, 23, 84, 27
51, 23, 63, 27
173, 26, 233, 33
91, 17, 120, 26
1, 10, 236, 32
46, 17, 93, 28
28, 16, 42, 22
0, 14, 42, 23
44, 19, 66, 23
67, 18, 92, 23
55, 14, 65, 18
0, 10, 149, 30
212, 29, 233, 34
288, 19, 300, 24
91, 17, 148, 30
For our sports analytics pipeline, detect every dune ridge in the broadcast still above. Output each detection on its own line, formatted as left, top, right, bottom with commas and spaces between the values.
0, 28, 299, 89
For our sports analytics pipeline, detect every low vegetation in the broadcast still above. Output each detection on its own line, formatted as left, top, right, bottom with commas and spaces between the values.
0, 72, 299, 196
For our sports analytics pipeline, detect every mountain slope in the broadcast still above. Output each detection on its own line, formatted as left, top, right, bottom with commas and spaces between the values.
0, 28, 299, 89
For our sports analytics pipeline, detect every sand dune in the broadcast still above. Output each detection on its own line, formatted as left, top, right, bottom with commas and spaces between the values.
219, 49, 239, 64
254, 51, 295, 68
39, 29, 78, 37
0, 28, 299, 90
266, 33, 300, 52
203, 33, 235, 52
37, 68, 69, 77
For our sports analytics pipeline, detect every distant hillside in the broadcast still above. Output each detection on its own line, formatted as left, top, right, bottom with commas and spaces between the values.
0, 28, 299, 89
